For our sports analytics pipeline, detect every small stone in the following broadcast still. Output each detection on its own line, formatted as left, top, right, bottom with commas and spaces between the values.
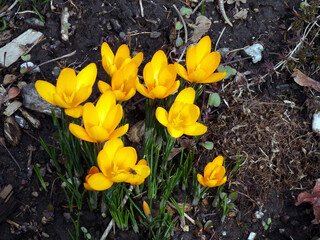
110, 18, 122, 32
25, 18, 45, 27
15, 115, 29, 129
244, 43, 264, 63
63, 212, 71, 220
312, 111, 320, 134
3, 74, 16, 86
254, 210, 264, 219
51, 66, 61, 78
150, 31, 161, 39
3, 101, 22, 117
222, 231, 227, 236
32, 191, 39, 197
17, 81, 27, 90
41, 232, 50, 238
119, 32, 126, 39
247, 232, 256, 240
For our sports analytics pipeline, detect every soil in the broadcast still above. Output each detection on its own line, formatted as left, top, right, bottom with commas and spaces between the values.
0, 0, 320, 240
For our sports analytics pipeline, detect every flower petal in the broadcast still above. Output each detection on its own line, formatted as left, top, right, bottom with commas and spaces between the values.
35, 80, 57, 106
56, 68, 77, 96
96, 92, 117, 123
132, 52, 144, 67
164, 80, 180, 98
155, 107, 169, 127
126, 164, 150, 185
149, 85, 168, 99
174, 63, 189, 81
143, 62, 155, 90
114, 146, 137, 169
53, 93, 70, 108
184, 122, 207, 136
189, 69, 208, 83
186, 46, 197, 74
196, 36, 211, 65
114, 44, 130, 69
108, 124, 129, 139
87, 126, 109, 143
197, 72, 227, 84
151, 50, 168, 77
98, 81, 112, 93
76, 63, 97, 90
180, 104, 200, 125
101, 42, 115, 72
86, 172, 114, 191
167, 124, 184, 138
199, 52, 221, 76
175, 87, 195, 104
205, 179, 219, 188
65, 105, 84, 118
72, 86, 92, 106
69, 123, 96, 142
102, 104, 123, 132
136, 82, 151, 98
158, 64, 177, 87
83, 103, 99, 130
197, 173, 206, 187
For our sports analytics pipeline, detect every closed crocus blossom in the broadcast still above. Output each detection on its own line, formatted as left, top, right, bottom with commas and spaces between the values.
174, 36, 226, 84
98, 62, 138, 101
101, 42, 143, 77
69, 91, 129, 143
155, 87, 207, 138
197, 155, 227, 188
35, 63, 97, 118
136, 50, 180, 99
84, 138, 150, 191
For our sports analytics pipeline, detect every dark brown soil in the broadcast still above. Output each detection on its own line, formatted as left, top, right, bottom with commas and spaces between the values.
1, 0, 320, 239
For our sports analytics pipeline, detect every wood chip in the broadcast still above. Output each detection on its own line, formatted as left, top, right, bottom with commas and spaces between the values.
191, 15, 212, 43
292, 68, 320, 92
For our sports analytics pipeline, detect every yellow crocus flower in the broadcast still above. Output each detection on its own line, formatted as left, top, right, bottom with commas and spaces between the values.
155, 87, 207, 138
35, 63, 97, 118
98, 62, 138, 102
197, 155, 227, 188
101, 42, 143, 77
174, 36, 226, 84
136, 50, 180, 99
69, 91, 128, 143
84, 138, 150, 191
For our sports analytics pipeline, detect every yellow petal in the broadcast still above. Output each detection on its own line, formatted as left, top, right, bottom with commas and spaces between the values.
216, 176, 227, 186
196, 35, 211, 65
136, 82, 151, 98
197, 173, 206, 187
164, 80, 180, 98
72, 86, 92, 106
180, 104, 200, 125
198, 72, 227, 84
102, 104, 123, 132
184, 122, 207, 136
56, 68, 77, 96
158, 64, 177, 87
137, 159, 147, 165
112, 173, 129, 183
101, 42, 115, 71
35, 80, 57, 106
155, 107, 169, 127
212, 155, 224, 167
143, 62, 155, 90
83, 103, 99, 130
108, 124, 129, 139
174, 62, 189, 81
167, 124, 184, 138
199, 52, 221, 76
69, 123, 96, 142
86, 172, 114, 191
175, 87, 195, 104
149, 85, 168, 99
114, 146, 137, 169
98, 80, 112, 93
76, 63, 97, 91
205, 179, 219, 188
151, 50, 168, 76
87, 125, 109, 143
65, 105, 84, 118
53, 93, 70, 108
99, 138, 123, 176
114, 44, 130, 69
96, 92, 117, 123
132, 52, 144, 67
186, 46, 196, 74
127, 164, 151, 185
189, 69, 208, 83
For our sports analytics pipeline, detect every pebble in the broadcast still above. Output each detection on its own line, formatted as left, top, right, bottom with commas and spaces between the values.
244, 43, 264, 63
32, 191, 39, 197
21, 83, 61, 117
15, 115, 29, 129
312, 111, 320, 134
3, 74, 16, 86
3, 101, 22, 117
254, 210, 264, 219
25, 18, 45, 27
150, 31, 161, 39
51, 66, 61, 78
247, 232, 257, 240
110, 18, 122, 33
63, 212, 71, 220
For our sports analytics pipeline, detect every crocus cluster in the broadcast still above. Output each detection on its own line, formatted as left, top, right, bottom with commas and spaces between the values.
35, 35, 227, 192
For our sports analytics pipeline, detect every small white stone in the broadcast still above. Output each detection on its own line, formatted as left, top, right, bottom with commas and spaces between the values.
312, 111, 320, 134
222, 231, 227, 236
254, 210, 264, 219
247, 232, 257, 240
244, 43, 264, 63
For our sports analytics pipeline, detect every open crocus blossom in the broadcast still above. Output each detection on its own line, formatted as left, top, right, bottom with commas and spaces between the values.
69, 91, 129, 143
84, 138, 151, 191
174, 36, 226, 84
136, 50, 180, 99
98, 62, 138, 102
197, 155, 227, 188
155, 87, 207, 138
35, 63, 97, 118
101, 42, 143, 77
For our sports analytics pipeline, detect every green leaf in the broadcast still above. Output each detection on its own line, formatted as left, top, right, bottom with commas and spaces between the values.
217, 65, 237, 79
228, 192, 238, 202
21, 54, 31, 61
175, 21, 183, 30
176, 37, 183, 47
208, 92, 221, 107
20, 67, 28, 74
199, 141, 214, 150
180, 6, 192, 18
